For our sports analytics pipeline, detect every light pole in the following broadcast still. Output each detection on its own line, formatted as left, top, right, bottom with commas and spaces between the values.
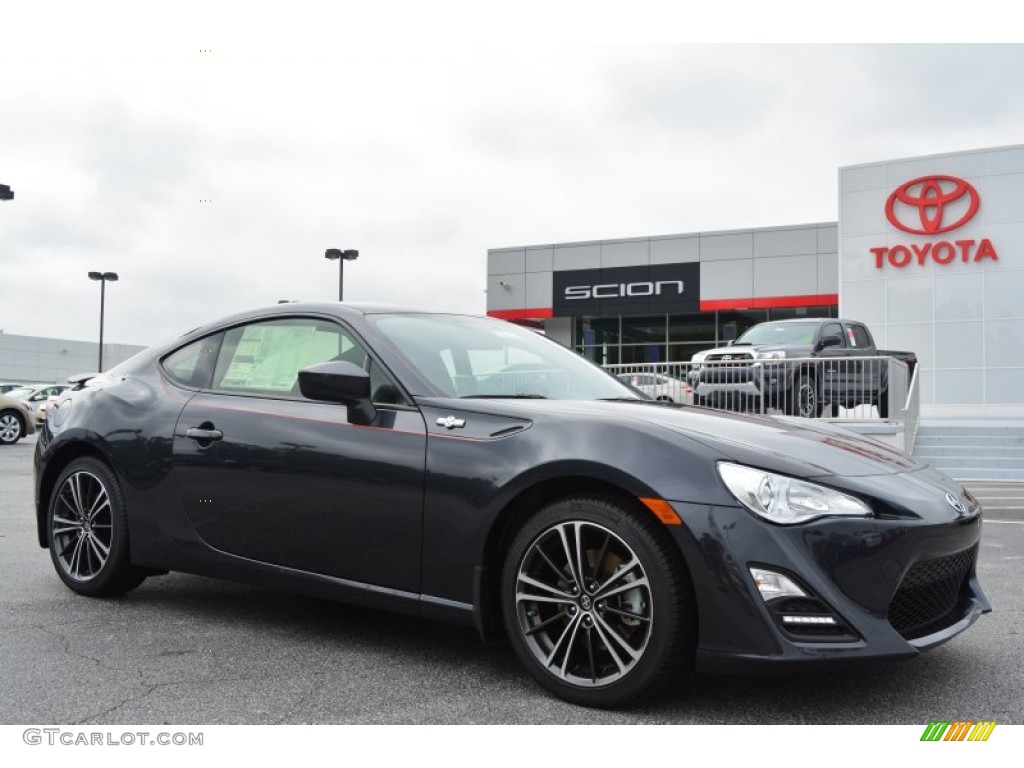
88, 271, 118, 371
324, 249, 359, 301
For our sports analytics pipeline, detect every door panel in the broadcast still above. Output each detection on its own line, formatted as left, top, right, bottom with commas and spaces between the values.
172, 394, 426, 591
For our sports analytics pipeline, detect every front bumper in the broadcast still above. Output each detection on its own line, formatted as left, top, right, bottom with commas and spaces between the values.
690, 363, 790, 401
665, 485, 990, 674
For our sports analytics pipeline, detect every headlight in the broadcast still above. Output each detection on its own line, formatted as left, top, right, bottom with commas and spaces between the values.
754, 350, 786, 360
691, 351, 708, 363
717, 463, 872, 524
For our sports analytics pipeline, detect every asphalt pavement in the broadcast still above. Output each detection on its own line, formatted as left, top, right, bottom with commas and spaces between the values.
1, 435, 1022, 724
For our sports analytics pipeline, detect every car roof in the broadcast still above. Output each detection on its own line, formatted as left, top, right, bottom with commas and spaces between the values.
177, 302, 481, 339
761, 318, 861, 325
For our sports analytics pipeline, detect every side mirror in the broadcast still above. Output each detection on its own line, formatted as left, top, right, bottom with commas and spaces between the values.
298, 361, 377, 425
817, 334, 842, 351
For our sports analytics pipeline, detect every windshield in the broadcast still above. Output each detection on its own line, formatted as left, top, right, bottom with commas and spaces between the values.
370, 314, 641, 400
735, 322, 819, 346
5, 387, 35, 399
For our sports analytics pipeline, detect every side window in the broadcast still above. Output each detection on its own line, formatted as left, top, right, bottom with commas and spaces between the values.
213, 318, 362, 396
821, 322, 846, 348
849, 324, 871, 349
162, 337, 218, 388
209, 317, 408, 405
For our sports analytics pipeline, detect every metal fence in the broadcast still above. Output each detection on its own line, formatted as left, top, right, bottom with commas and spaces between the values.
606, 355, 920, 451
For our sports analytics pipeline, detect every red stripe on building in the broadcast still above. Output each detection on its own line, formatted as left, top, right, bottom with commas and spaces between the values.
487, 307, 554, 320
489, 296, 838, 319
700, 294, 839, 311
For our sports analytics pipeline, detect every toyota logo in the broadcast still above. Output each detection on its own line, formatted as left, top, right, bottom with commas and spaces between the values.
886, 175, 980, 235
945, 492, 968, 514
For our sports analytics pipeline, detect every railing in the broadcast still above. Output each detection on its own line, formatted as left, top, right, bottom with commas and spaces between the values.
903, 363, 921, 454
606, 356, 919, 452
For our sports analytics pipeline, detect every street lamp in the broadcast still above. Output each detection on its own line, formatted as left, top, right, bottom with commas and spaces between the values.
88, 271, 119, 371
324, 248, 359, 301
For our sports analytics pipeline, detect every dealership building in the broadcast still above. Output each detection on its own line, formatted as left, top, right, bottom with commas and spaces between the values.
487, 143, 1024, 419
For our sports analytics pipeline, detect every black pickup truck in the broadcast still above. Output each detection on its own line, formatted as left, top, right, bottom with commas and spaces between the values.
687, 318, 917, 418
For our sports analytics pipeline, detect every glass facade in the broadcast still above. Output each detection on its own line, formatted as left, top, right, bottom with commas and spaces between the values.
574, 305, 835, 365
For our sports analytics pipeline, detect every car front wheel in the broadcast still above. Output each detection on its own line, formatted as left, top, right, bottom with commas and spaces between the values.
47, 457, 147, 596
501, 496, 695, 707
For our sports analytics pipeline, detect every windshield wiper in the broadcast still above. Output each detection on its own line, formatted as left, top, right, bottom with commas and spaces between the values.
460, 394, 549, 399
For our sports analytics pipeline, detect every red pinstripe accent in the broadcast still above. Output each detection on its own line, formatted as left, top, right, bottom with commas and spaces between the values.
174, 396, 491, 441
176, 398, 427, 438
699, 294, 839, 311
489, 296, 838, 319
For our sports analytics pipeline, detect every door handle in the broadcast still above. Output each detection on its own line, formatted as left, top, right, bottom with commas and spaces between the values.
185, 427, 223, 441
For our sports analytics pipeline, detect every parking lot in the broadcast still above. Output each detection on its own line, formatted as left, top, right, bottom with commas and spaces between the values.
1, 435, 1022, 725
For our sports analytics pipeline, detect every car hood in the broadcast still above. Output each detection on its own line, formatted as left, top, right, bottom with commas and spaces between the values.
698, 343, 813, 356
438, 398, 921, 479
631, 406, 920, 478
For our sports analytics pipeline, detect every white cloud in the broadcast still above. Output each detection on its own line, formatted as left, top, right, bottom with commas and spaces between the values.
1, 8, 1021, 345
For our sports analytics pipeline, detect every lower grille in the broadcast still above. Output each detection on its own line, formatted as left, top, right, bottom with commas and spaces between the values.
888, 546, 977, 640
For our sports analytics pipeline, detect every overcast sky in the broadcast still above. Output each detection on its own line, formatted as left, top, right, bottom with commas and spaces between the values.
2, 4, 1022, 346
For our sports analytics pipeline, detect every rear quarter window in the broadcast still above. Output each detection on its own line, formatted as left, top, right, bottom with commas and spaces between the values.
161, 337, 220, 388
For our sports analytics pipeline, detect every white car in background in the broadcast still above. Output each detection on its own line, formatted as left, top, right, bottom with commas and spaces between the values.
4, 384, 71, 426
617, 372, 693, 404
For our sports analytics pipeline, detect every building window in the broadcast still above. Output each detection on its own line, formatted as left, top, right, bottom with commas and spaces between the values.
620, 316, 667, 345
717, 310, 768, 343
619, 345, 666, 364
668, 313, 716, 343
570, 305, 837, 364
767, 306, 836, 321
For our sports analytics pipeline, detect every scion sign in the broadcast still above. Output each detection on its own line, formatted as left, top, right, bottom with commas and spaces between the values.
553, 263, 700, 316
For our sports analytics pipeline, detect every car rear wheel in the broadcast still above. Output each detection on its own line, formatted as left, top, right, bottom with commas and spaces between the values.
501, 496, 695, 707
0, 410, 24, 444
47, 457, 147, 596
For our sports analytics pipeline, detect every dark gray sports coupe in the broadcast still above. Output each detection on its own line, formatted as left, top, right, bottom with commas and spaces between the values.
34, 304, 990, 707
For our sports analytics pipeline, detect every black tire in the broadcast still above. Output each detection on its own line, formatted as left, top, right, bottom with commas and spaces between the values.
47, 457, 147, 596
785, 373, 822, 418
501, 496, 695, 708
0, 409, 25, 445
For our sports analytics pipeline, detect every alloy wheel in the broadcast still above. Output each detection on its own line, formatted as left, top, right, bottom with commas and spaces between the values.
514, 520, 653, 687
0, 412, 22, 444
798, 383, 817, 418
51, 471, 113, 582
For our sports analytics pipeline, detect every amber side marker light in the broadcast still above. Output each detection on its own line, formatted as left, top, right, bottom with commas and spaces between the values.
640, 498, 682, 525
